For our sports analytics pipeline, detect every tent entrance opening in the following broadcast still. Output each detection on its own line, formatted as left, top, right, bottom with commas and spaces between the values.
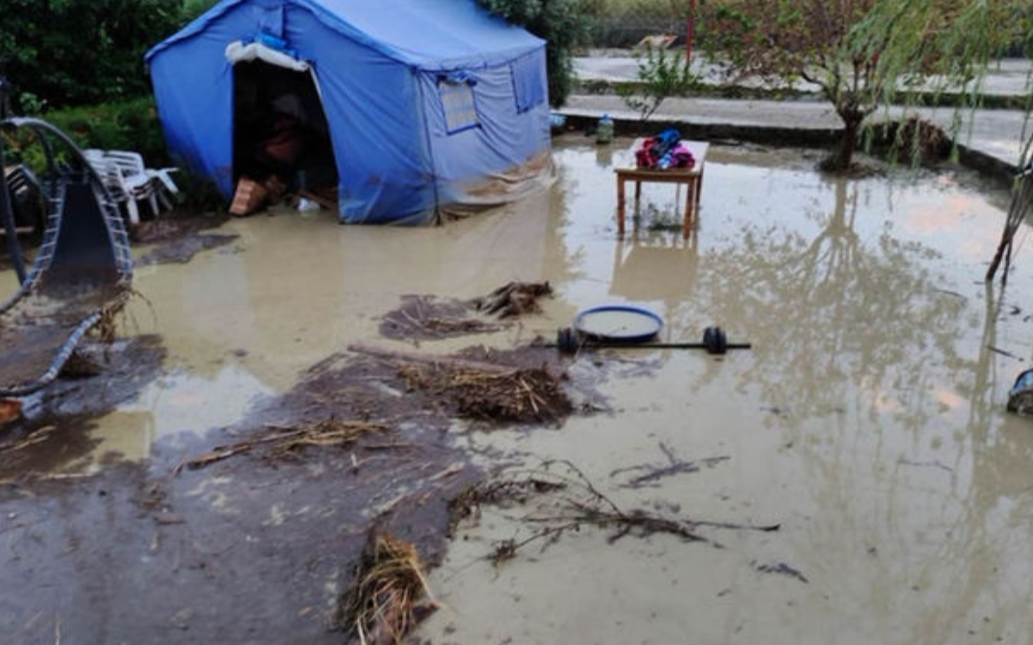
232, 61, 337, 208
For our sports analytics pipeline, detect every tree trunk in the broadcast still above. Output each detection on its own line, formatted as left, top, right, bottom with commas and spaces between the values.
823, 110, 863, 172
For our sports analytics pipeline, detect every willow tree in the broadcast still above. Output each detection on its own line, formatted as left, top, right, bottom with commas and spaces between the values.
852, 1, 1030, 112
849, 0, 1033, 282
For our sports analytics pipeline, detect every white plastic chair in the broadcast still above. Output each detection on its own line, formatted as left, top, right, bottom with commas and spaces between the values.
102, 150, 162, 219
83, 149, 175, 225
112, 150, 180, 212
83, 149, 139, 225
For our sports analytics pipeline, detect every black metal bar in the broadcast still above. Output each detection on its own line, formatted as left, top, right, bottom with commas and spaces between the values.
0, 112, 28, 283
590, 341, 752, 350
548, 341, 752, 350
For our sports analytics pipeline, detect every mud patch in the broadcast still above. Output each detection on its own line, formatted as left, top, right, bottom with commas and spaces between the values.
133, 215, 237, 266
1, 337, 591, 642
379, 294, 505, 341
132, 214, 230, 244
0, 345, 486, 644
379, 283, 553, 342
0, 334, 166, 479
136, 233, 238, 266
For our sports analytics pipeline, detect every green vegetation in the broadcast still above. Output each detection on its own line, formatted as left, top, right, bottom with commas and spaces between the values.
690, 0, 1032, 171
846, 1, 1032, 280
0, 0, 184, 112
849, 0, 1032, 281
0, 0, 196, 167
475, 0, 602, 106
851, 0, 1032, 161
42, 97, 171, 165
617, 44, 700, 121
693, 0, 889, 171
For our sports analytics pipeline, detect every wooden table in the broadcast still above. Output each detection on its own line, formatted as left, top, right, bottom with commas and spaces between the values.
615, 139, 709, 238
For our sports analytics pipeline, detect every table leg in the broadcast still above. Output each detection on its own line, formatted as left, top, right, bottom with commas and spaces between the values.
634, 180, 642, 203
683, 179, 694, 239
616, 176, 626, 237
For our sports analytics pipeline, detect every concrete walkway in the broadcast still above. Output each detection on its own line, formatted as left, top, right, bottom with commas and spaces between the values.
565, 51, 1033, 175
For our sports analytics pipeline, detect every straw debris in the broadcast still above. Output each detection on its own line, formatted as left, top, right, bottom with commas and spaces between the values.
94, 288, 134, 344
334, 531, 436, 645
0, 424, 55, 456
176, 418, 389, 472
398, 363, 572, 424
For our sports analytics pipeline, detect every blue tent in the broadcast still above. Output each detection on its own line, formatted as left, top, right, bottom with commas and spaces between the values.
145, 0, 552, 224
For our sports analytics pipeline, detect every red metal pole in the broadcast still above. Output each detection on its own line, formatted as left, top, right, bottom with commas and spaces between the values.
685, 0, 697, 63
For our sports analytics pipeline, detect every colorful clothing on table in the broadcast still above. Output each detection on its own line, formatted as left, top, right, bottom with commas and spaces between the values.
635, 128, 695, 170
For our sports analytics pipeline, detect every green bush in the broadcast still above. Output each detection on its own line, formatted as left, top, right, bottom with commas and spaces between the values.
4, 96, 227, 213
476, 0, 602, 106
43, 97, 170, 167
0, 0, 186, 111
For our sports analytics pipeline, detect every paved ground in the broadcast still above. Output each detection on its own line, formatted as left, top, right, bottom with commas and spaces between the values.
566, 51, 1033, 174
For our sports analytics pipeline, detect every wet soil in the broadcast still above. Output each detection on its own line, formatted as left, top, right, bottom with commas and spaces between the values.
0, 339, 495, 643
0, 275, 592, 642
133, 215, 237, 266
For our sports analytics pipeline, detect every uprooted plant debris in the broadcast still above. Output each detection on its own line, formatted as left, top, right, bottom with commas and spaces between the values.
610, 441, 730, 488
449, 460, 780, 565
398, 363, 571, 424
334, 531, 437, 645
379, 294, 507, 341
0, 423, 55, 459
349, 342, 573, 425
380, 282, 553, 341
176, 417, 390, 472
469, 281, 553, 318
869, 116, 951, 167
889, 116, 950, 165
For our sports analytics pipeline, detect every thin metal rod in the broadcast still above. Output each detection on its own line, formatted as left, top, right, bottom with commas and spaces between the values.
548, 341, 752, 350
0, 121, 27, 284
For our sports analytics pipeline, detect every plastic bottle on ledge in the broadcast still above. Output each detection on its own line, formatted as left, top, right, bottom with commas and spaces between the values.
596, 113, 614, 144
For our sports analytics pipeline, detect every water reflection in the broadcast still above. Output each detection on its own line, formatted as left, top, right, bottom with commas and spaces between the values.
609, 229, 699, 325
540, 137, 1033, 643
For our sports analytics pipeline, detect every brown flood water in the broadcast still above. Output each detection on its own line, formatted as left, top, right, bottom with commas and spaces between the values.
4, 135, 1033, 644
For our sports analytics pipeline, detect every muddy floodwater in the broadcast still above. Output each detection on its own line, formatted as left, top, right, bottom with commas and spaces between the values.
4, 135, 1033, 644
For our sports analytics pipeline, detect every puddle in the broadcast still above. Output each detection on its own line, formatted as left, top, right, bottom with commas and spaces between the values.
3, 136, 1033, 642
417, 137, 1033, 645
